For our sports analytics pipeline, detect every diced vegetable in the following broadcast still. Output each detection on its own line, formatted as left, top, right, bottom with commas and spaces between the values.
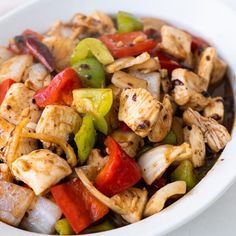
191, 35, 210, 51
55, 218, 74, 235
20, 196, 62, 234
70, 38, 114, 65
73, 58, 105, 88
117, 11, 143, 33
0, 79, 15, 105
34, 68, 82, 107
73, 88, 113, 117
95, 136, 142, 196
82, 220, 114, 233
51, 178, 109, 234
171, 160, 198, 190
93, 115, 108, 135
74, 114, 96, 164
100, 31, 157, 58
0, 181, 35, 226
163, 130, 177, 145
26, 37, 55, 72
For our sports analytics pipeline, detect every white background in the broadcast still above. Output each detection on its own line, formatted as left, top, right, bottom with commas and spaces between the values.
0, 0, 235, 235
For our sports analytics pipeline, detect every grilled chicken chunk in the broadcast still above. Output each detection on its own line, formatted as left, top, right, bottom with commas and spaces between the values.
148, 94, 173, 142
111, 130, 144, 157
183, 108, 231, 152
0, 55, 33, 83
183, 125, 206, 167
0, 83, 41, 125
0, 163, 13, 182
197, 47, 216, 90
119, 88, 161, 137
128, 57, 160, 73
23, 63, 51, 91
0, 180, 35, 226
12, 149, 72, 195
43, 36, 76, 71
0, 46, 14, 65
36, 105, 81, 153
203, 97, 224, 123
111, 188, 148, 223
159, 25, 192, 60
210, 57, 227, 85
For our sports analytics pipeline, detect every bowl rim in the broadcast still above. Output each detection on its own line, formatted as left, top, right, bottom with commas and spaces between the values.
0, 0, 236, 235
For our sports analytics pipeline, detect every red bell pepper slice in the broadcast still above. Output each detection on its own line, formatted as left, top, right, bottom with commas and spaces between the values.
51, 178, 109, 233
191, 35, 210, 51
100, 31, 157, 58
119, 122, 132, 132
95, 136, 141, 197
34, 68, 82, 107
155, 51, 181, 74
0, 79, 15, 105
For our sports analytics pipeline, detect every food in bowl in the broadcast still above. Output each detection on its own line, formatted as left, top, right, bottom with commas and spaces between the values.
0, 10, 234, 235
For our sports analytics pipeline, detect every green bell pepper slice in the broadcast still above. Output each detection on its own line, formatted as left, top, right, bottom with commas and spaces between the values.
73, 88, 113, 117
70, 38, 114, 65
73, 58, 105, 88
74, 114, 96, 164
163, 130, 177, 145
82, 219, 114, 233
55, 218, 74, 235
171, 160, 198, 191
93, 116, 108, 135
117, 11, 143, 33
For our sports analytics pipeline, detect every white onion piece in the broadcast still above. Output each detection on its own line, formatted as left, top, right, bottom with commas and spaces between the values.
138, 143, 192, 185
20, 196, 62, 234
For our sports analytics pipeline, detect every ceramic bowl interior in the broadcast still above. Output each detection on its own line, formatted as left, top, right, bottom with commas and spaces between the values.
0, 0, 235, 235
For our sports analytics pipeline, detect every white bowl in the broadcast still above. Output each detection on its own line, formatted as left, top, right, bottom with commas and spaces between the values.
0, 0, 235, 235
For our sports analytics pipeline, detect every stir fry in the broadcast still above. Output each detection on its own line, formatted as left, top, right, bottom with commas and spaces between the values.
0, 11, 233, 235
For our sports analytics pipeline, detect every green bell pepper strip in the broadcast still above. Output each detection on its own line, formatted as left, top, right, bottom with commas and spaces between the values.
171, 160, 198, 191
55, 218, 74, 235
117, 11, 143, 33
73, 58, 105, 88
70, 38, 114, 65
74, 114, 96, 164
162, 130, 177, 145
93, 116, 108, 135
73, 88, 113, 117
82, 219, 114, 234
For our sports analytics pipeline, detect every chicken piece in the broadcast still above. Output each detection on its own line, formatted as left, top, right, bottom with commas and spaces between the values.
0, 55, 33, 83
0, 83, 41, 125
181, 90, 210, 112
80, 149, 108, 181
23, 63, 51, 91
144, 181, 186, 217
183, 125, 206, 167
148, 94, 173, 142
111, 71, 148, 90
197, 47, 217, 90
119, 88, 161, 137
183, 108, 231, 152
0, 163, 13, 182
12, 149, 72, 195
138, 143, 192, 185
130, 71, 161, 100
143, 17, 168, 31
111, 130, 144, 157
210, 57, 227, 85
106, 52, 150, 73
0, 116, 14, 161
43, 35, 77, 71
161, 69, 171, 93
159, 25, 192, 60
0, 46, 14, 65
90, 11, 116, 34
111, 188, 148, 223
0, 180, 35, 226
20, 196, 62, 234
36, 105, 81, 153
203, 97, 224, 123
128, 57, 160, 73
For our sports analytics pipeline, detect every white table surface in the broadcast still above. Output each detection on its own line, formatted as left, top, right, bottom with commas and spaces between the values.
0, 0, 235, 235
